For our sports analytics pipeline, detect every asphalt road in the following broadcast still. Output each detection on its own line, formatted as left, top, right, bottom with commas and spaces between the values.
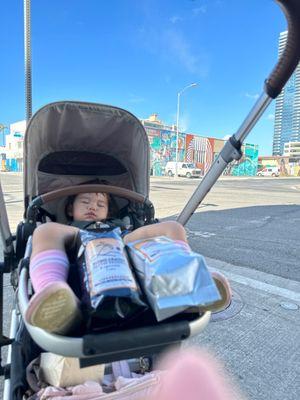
150, 176, 300, 281
0, 173, 299, 400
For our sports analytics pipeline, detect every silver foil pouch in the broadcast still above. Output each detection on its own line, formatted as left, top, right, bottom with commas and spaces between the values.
127, 237, 221, 321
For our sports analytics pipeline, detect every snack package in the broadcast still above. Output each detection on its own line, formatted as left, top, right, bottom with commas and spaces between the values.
40, 353, 105, 387
78, 227, 146, 330
126, 237, 221, 321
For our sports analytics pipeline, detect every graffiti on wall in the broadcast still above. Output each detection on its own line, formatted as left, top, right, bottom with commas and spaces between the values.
230, 144, 259, 176
145, 126, 258, 176
185, 134, 214, 175
146, 127, 186, 176
148, 128, 162, 176
259, 156, 300, 176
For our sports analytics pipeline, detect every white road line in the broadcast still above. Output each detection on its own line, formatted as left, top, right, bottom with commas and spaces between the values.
187, 229, 216, 238
210, 267, 300, 302
248, 216, 271, 224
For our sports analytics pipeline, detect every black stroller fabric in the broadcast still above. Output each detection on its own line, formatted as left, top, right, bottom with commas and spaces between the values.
9, 261, 83, 399
10, 322, 42, 400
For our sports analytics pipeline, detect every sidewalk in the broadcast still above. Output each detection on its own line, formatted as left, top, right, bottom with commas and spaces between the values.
193, 257, 300, 400
151, 175, 300, 182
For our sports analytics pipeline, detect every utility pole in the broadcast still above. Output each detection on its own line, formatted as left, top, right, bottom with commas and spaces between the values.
24, 0, 32, 122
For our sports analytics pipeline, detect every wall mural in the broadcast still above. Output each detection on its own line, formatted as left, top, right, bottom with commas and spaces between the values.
258, 156, 300, 176
145, 127, 258, 176
230, 144, 259, 176
147, 127, 185, 175
185, 134, 213, 174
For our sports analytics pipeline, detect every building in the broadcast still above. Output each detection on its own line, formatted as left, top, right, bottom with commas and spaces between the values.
3, 120, 26, 172
283, 141, 300, 157
140, 113, 175, 131
141, 114, 178, 176
273, 31, 300, 155
142, 114, 259, 176
3, 115, 259, 176
258, 155, 300, 176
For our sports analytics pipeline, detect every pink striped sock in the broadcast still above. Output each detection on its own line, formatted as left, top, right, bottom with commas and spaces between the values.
173, 240, 191, 251
30, 249, 69, 293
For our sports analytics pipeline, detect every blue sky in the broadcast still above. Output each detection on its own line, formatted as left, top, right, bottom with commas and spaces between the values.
0, 0, 287, 154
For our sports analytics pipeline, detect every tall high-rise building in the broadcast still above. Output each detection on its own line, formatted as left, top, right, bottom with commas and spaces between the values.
272, 31, 300, 155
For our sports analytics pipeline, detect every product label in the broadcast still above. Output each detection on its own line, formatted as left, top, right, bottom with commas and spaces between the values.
85, 238, 137, 296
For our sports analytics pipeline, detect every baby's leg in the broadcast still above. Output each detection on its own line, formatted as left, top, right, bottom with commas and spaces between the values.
124, 221, 231, 313
123, 220, 187, 244
26, 223, 81, 334
31, 222, 79, 257
30, 222, 79, 292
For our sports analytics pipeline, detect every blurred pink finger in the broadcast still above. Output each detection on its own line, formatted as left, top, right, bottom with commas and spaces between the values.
150, 347, 242, 400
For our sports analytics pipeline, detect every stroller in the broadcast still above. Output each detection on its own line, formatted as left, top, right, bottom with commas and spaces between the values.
0, 0, 299, 399
1, 101, 212, 399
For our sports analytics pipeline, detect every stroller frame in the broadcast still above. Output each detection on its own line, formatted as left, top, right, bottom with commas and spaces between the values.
0, 1, 300, 399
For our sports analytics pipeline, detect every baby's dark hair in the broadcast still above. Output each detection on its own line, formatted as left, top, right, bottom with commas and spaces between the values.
65, 179, 119, 221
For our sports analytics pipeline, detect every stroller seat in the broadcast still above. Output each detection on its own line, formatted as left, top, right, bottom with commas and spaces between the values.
17, 182, 211, 366
12, 100, 211, 367
18, 262, 210, 365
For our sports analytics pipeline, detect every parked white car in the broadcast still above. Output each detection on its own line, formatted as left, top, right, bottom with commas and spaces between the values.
256, 167, 279, 177
165, 162, 202, 178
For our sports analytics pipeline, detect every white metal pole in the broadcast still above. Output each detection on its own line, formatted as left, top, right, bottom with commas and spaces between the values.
174, 83, 198, 177
24, 0, 32, 122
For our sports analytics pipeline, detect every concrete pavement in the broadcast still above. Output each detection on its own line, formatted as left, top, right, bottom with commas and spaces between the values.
191, 257, 300, 400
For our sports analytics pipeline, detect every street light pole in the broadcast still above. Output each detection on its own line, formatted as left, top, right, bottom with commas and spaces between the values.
175, 83, 198, 177
24, 0, 32, 122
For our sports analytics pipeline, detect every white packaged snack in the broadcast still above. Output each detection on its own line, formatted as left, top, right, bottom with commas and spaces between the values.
78, 227, 146, 331
127, 237, 221, 321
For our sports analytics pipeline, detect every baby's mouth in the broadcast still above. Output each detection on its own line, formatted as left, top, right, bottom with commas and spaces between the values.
85, 212, 97, 219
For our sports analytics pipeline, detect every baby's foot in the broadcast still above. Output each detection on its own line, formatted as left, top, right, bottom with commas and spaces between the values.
185, 272, 232, 314
201, 271, 232, 313
26, 282, 81, 334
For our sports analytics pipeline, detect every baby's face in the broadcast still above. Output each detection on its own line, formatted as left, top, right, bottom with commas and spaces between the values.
71, 192, 109, 221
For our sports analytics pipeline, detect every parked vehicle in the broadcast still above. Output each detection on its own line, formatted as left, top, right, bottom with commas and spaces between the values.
257, 167, 279, 177
165, 162, 202, 178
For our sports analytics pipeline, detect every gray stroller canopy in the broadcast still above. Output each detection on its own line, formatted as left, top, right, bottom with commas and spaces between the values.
23, 101, 150, 204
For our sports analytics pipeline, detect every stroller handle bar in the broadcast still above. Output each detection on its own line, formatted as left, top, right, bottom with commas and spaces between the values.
26, 184, 154, 225
265, 0, 300, 98
31, 184, 147, 206
177, 0, 300, 226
